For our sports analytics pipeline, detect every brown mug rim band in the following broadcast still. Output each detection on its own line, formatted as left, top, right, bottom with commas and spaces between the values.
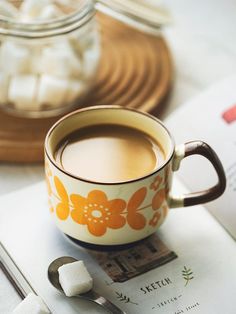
45, 105, 175, 186
183, 141, 226, 206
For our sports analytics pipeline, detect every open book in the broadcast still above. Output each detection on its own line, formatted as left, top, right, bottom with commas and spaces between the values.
166, 76, 236, 240
1, 77, 236, 314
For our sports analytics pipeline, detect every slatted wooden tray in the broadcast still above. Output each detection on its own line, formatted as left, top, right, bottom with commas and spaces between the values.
0, 14, 172, 163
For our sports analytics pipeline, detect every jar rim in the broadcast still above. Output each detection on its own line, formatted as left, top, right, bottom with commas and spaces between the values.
0, 0, 95, 39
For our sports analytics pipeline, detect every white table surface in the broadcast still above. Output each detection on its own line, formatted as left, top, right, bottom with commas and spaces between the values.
2, 0, 236, 312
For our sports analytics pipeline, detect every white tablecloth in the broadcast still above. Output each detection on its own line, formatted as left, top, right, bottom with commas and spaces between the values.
2, 0, 236, 312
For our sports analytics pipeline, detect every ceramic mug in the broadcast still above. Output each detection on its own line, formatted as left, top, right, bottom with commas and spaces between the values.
45, 106, 226, 246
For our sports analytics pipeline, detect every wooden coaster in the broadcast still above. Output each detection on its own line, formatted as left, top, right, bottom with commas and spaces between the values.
0, 14, 172, 163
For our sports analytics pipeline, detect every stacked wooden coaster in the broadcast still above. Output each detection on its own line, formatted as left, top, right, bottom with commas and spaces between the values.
0, 13, 172, 163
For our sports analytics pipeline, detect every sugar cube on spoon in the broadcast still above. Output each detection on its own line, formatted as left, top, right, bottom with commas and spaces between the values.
58, 260, 93, 297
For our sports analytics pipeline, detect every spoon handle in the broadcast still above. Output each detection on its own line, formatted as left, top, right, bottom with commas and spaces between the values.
81, 290, 126, 314
93, 295, 126, 314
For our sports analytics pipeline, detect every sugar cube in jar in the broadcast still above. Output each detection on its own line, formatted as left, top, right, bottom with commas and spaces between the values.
0, 0, 100, 118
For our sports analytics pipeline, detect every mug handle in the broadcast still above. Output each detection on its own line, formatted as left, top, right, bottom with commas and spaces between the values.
169, 141, 226, 208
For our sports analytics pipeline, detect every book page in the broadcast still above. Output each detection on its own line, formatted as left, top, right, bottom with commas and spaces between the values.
166, 76, 236, 239
0, 268, 21, 313
1, 181, 236, 313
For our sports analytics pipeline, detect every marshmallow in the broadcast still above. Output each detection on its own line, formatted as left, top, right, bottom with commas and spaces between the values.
41, 43, 82, 78
20, 0, 52, 20
13, 293, 50, 314
37, 75, 69, 107
58, 260, 93, 297
66, 80, 85, 103
0, 73, 10, 104
0, 0, 19, 18
8, 75, 39, 110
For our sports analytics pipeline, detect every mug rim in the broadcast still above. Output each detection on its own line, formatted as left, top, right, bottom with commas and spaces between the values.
45, 105, 175, 185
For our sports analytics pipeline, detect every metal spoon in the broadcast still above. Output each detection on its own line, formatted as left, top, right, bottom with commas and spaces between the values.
48, 256, 126, 314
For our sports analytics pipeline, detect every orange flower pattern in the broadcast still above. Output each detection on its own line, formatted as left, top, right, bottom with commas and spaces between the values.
70, 190, 126, 236
48, 166, 171, 236
127, 187, 147, 230
54, 176, 70, 220
152, 188, 166, 210
149, 212, 161, 227
150, 175, 163, 191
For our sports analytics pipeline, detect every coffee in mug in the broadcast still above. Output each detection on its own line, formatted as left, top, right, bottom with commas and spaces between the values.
54, 124, 165, 183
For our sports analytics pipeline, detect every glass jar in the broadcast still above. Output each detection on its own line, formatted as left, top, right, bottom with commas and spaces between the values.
0, 0, 101, 118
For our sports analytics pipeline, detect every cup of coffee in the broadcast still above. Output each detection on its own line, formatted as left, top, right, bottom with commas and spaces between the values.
45, 106, 226, 246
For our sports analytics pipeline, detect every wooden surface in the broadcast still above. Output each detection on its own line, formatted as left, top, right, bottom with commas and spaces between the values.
0, 14, 172, 163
